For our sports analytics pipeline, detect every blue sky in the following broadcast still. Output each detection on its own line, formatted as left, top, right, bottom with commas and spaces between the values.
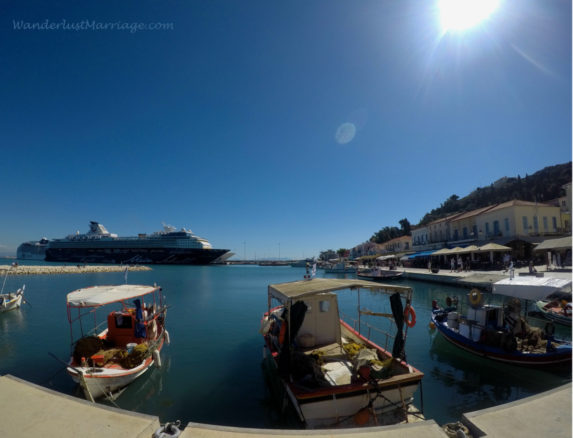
1, 0, 571, 259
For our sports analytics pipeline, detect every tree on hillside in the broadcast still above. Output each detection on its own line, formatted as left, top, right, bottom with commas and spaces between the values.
319, 250, 336, 261
399, 218, 411, 236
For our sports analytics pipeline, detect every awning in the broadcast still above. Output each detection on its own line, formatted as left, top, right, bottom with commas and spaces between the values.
534, 236, 572, 252
493, 277, 572, 300
408, 250, 436, 259
377, 254, 397, 260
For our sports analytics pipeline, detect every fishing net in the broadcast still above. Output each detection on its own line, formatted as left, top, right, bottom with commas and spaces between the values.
121, 343, 148, 369
73, 336, 104, 364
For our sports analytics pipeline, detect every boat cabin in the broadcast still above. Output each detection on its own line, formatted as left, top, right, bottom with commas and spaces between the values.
293, 293, 340, 349
106, 311, 139, 347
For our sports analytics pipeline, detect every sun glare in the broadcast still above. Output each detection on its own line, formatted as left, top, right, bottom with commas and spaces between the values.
439, 0, 499, 32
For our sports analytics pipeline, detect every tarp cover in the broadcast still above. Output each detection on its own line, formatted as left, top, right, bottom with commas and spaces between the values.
493, 277, 572, 300
67, 284, 158, 307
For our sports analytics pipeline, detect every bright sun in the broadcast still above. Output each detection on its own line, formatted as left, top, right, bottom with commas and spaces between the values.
439, 0, 500, 32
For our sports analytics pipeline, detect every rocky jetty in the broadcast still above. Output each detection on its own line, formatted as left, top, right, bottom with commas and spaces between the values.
0, 264, 152, 275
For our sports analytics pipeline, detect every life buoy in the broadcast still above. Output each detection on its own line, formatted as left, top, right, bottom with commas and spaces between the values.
469, 289, 483, 308
404, 305, 416, 328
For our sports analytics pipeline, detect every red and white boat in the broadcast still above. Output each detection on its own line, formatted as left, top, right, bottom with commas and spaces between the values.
65, 284, 169, 401
261, 278, 423, 428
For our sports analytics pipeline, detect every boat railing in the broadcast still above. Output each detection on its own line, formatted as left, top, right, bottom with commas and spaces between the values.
341, 312, 395, 352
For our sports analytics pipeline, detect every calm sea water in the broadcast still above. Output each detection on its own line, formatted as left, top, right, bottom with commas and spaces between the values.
0, 263, 570, 428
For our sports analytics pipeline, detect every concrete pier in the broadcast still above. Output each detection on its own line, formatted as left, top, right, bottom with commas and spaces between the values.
0, 264, 152, 275
0, 374, 570, 437
396, 265, 571, 291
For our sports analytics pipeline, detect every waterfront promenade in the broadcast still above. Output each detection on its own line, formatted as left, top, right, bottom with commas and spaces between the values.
0, 374, 570, 437
396, 263, 572, 290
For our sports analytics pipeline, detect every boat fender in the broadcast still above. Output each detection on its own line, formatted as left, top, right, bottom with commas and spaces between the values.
153, 349, 162, 368
278, 321, 287, 345
153, 421, 181, 438
404, 305, 416, 328
468, 289, 483, 308
164, 329, 171, 345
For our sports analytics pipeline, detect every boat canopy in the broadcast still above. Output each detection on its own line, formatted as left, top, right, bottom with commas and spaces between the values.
268, 278, 412, 302
67, 284, 159, 308
492, 277, 572, 301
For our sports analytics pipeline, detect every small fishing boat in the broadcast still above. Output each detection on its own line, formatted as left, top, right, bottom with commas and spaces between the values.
431, 277, 572, 367
534, 290, 572, 327
0, 268, 25, 313
357, 267, 403, 281
261, 278, 423, 428
0, 285, 25, 313
65, 284, 169, 401
324, 262, 357, 274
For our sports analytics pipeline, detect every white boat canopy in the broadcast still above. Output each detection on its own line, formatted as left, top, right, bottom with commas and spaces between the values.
268, 278, 412, 302
492, 277, 572, 301
67, 284, 159, 308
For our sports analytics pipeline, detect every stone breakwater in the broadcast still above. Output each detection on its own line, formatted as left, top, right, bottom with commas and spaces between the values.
0, 265, 152, 275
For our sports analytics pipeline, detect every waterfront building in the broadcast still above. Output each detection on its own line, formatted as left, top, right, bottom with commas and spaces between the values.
380, 235, 412, 254
475, 200, 562, 241
548, 182, 571, 233
411, 225, 429, 249
410, 199, 567, 261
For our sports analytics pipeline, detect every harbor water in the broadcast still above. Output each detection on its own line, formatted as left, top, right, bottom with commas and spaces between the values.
0, 263, 570, 428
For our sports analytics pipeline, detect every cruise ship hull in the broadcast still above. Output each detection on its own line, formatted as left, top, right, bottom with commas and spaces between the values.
45, 247, 229, 265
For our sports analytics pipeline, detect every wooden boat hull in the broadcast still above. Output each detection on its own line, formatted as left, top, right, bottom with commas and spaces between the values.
432, 314, 572, 367
67, 335, 165, 399
356, 272, 403, 281
535, 301, 571, 327
0, 291, 23, 313
263, 319, 423, 428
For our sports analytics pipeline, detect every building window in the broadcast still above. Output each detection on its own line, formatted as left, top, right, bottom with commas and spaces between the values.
485, 223, 490, 236
543, 217, 548, 231
522, 216, 528, 232
493, 220, 500, 236
533, 216, 538, 232
473, 225, 478, 239
552, 217, 557, 231
504, 218, 510, 232
463, 227, 468, 239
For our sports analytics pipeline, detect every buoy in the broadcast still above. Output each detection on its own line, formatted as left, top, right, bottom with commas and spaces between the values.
164, 329, 171, 345
404, 305, 417, 328
153, 349, 162, 368
468, 289, 483, 308
353, 407, 371, 426
429, 321, 436, 330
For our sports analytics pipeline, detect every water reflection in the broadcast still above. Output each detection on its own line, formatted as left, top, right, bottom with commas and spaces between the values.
426, 332, 569, 421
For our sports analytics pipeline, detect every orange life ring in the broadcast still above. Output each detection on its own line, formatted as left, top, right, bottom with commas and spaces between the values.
404, 305, 416, 328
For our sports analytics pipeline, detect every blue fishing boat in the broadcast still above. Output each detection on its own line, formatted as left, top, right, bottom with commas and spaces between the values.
431, 278, 572, 367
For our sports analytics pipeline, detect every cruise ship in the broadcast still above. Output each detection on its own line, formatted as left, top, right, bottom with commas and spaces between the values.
17, 238, 49, 260
44, 222, 231, 265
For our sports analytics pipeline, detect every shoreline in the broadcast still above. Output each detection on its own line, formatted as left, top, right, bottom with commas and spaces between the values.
0, 264, 152, 275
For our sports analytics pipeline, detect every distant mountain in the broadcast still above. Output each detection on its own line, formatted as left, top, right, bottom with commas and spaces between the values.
417, 162, 572, 226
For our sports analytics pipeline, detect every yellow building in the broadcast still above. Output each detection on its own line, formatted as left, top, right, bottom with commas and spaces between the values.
475, 200, 562, 240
